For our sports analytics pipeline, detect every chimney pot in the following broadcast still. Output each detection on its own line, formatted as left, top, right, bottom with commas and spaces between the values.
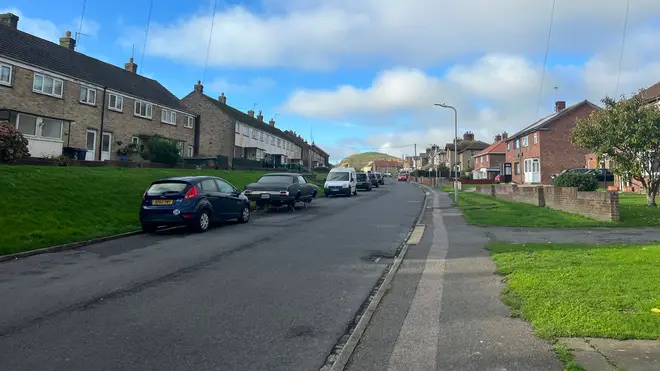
502, 131, 508, 140
247, 109, 255, 117
218, 92, 226, 104
194, 80, 203, 93
495, 134, 502, 142
555, 100, 566, 112
124, 56, 138, 73
257, 110, 264, 122
269, 119, 275, 127
59, 30, 76, 50
0, 13, 19, 29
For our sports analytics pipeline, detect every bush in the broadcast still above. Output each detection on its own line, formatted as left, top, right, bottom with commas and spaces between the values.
145, 136, 181, 165
553, 172, 599, 191
0, 120, 30, 163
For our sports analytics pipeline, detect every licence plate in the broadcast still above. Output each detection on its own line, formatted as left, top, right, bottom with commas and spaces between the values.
152, 199, 174, 205
261, 193, 271, 199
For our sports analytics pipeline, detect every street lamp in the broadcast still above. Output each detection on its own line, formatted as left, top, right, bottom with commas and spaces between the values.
434, 103, 458, 203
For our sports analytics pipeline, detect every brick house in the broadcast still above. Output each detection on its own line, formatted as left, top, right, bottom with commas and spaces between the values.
472, 133, 507, 180
372, 160, 401, 174
310, 143, 329, 168
181, 82, 302, 167
505, 100, 600, 185
0, 13, 196, 161
444, 132, 490, 173
283, 130, 330, 169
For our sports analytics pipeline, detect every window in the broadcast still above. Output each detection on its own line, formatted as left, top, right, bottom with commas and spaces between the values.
277, 138, 281, 147
41, 118, 63, 139
16, 114, 37, 136
514, 139, 520, 149
33, 73, 63, 97
507, 142, 510, 151
78, 86, 97, 105
199, 179, 219, 192
134, 101, 153, 119
235, 122, 240, 133
243, 125, 249, 136
0, 64, 11, 85
514, 162, 520, 175
252, 129, 258, 139
161, 109, 176, 125
271, 136, 275, 145
108, 94, 123, 111
176, 141, 183, 156
522, 136, 529, 147
131, 136, 139, 145
260, 132, 264, 142
215, 179, 235, 193
533, 133, 538, 144
186, 145, 193, 158
185, 116, 194, 129
16, 114, 62, 139
298, 176, 307, 184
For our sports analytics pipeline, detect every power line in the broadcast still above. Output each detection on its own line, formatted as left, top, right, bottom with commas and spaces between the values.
140, 0, 154, 69
535, 0, 557, 118
202, 0, 218, 84
615, 0, 630, 98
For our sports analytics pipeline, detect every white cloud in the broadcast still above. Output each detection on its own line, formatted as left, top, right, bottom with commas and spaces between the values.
208, 77, 276, 94
1, 9, 100, 43
124, 0, 660, 70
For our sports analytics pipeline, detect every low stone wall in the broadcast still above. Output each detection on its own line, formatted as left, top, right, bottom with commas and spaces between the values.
474, 184, 620, 222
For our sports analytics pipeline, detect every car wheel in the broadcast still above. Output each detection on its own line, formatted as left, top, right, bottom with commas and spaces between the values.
238, 204, 250, 223
193, 209, 211, 233
141, 223, 157, 233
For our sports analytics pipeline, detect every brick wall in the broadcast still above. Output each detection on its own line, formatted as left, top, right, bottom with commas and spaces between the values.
181, 91, 235, 165
474, 184, 619, 222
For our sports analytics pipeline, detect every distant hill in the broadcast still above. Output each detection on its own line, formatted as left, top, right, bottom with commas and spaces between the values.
337, 152, 401, 170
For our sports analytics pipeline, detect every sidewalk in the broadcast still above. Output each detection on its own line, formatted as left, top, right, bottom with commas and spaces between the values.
345, 185, 561, 370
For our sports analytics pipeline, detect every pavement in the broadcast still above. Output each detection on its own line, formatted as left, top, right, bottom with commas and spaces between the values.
561, 337, 660, 371
0, 180, 424, 371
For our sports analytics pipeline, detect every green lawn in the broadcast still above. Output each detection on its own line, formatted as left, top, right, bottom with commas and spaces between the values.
488, 242, 660, 340
0, 166, 277, 255
441, 186, 660, 228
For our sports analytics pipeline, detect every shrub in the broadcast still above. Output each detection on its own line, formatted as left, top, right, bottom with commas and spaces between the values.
145, 136, 181, 165
553, 172, 599, 191
0, 120, 30, 163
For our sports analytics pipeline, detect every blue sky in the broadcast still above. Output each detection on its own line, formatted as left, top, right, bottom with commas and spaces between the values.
5, 0, 660, 162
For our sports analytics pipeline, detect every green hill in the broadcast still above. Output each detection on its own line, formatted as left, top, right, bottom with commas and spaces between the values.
337, 152, 401, 170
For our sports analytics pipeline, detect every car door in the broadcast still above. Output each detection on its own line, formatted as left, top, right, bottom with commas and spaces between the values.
215, 178, 242, 219
297, 175, 310, 199
198, 179, 224, 220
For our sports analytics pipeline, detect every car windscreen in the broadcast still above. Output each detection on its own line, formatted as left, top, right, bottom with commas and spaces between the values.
257, 175, 293, 184
327, 172, 349, 181
147, 182, 188, 195
368, 173, 376, 179
356, 174, 367, 181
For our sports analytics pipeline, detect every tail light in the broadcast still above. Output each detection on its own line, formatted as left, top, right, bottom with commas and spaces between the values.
184, 186, 198, 200
143, 191, 147, 200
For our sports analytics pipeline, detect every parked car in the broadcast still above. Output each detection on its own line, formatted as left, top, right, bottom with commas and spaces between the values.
324, 167, 358, 196
375, 172, 385, 185
244, 173, 318, 208
140, 176, 250, 233
368, 172, 379, 188
398, 174, 408, 182
356, 172, 373, 191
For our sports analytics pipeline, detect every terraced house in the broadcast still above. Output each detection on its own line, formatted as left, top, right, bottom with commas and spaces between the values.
182, 83, 302, 167
0, 13, 196, 161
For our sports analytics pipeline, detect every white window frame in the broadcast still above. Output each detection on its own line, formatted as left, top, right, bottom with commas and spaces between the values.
186, 145, 194, 158
277, 138, 281, 147
185, 116, 194, 129
33, 73, 63, 98
252, 129, 258, 139
260, 132, 264, 142
134, 101, 153, 119
235, 122, 240, 133
243, 126, 249, 136
108, 93, 123, 112
514, 139, 520, 149
131, 136, 139, 145
15, 113, 63, 141
161, 108, 176, 125
0, 63, 12, 86
79, 86, 97, 105
522, 136, 529, 147
507, 142, 510, 151
533, 133, 538, 144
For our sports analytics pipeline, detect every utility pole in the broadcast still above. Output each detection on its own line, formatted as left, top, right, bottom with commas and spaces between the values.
413, 144, 417, 170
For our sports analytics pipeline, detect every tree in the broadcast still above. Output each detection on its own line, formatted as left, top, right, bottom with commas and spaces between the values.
571, 91, 660, 206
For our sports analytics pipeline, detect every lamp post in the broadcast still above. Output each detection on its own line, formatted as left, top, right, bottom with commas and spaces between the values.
434, 103, 458, 203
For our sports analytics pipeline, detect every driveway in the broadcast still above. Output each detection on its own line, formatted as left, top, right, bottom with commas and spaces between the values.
0, 180, 424, 371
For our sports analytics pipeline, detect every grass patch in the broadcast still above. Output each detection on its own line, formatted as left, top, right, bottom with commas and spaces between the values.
618, 193, 660, 227
488, 242, 660, 340
0, 166, 276, 255
554, 343, 586, 371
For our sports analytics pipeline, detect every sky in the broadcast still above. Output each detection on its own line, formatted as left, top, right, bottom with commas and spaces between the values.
4, 0, 660, 164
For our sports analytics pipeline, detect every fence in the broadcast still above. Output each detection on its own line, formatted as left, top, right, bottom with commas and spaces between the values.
474, 184, 620, 222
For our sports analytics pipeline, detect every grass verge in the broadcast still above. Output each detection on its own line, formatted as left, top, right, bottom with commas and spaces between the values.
0, 166, 289, 255
488, 242, 660, 340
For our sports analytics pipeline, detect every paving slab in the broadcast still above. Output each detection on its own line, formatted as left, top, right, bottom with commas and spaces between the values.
561, 337, 660, 371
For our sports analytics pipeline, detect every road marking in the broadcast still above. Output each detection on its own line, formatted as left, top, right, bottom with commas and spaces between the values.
387, 194, 449, 371
406, 225, 425, 245
406, 200, 421, 203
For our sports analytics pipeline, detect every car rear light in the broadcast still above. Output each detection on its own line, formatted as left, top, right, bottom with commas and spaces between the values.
184, 186, 198, 200
143, 191, 147, 200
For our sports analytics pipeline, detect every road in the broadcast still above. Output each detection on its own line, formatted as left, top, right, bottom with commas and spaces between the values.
0, 180, 424, 371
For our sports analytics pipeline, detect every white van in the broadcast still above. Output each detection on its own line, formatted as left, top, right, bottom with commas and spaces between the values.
324, 167, 357, 197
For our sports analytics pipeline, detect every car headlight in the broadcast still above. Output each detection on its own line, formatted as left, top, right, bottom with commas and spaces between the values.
342, 183, 349, 188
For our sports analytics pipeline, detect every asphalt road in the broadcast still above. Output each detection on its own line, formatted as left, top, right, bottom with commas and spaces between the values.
0, 180, 424, 371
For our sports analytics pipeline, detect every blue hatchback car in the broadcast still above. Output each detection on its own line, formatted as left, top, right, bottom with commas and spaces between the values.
139, 176, 251, 233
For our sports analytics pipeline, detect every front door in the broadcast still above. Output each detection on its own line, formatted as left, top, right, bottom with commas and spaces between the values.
524, 158, 541, 183
85, 129, 97, 161
101, 132, 112, 161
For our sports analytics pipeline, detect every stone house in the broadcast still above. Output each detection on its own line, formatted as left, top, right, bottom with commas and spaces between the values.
181, 82, 302, 167
0, 13, 196, 161
505, 100, 600, 185
472, 133, 507, 180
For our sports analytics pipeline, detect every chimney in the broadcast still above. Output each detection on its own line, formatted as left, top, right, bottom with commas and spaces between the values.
257, 110, 264, 122
247, 109, 255, 118
124, 57, 138, 73
495, 133, 502, 142
463, 131, 474, 141
59, 30, 76, 50
268, 119, 275, 127
194, 80, 203, 93
502, 131, 508, 140
0, 13, 19, 29
555, 101, 566, 112
218, 92, 226, 104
